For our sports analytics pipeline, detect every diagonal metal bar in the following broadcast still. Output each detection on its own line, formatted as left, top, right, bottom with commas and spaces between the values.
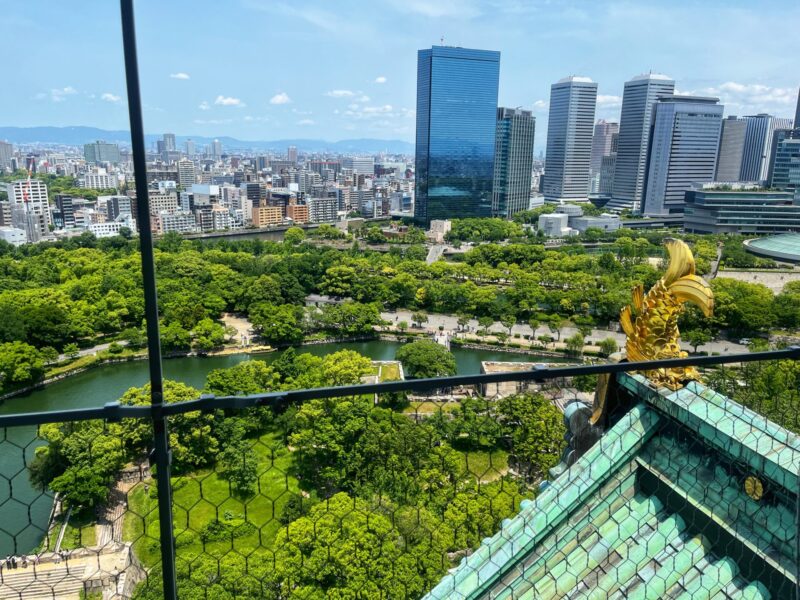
119, 0, 177, 597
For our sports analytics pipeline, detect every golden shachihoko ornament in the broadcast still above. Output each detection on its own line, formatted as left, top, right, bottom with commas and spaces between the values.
620, 239, 714, 390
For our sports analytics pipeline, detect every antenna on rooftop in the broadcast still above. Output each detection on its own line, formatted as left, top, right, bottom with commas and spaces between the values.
440, 35, 445, 45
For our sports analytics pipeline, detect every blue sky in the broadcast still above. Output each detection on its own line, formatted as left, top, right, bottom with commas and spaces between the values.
1, 0, 798, 150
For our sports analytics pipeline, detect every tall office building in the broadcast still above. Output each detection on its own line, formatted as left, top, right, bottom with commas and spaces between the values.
210, 139, 222, 159
589, 120, 619, 193
342, 157, 375, 177
768, 128, 800, 193
740, 115, 793, 181
0, 141, 13, 172
287, 145, 298, 163
177, 159, 196, 189
795, 88, 800, 130
185, 139, 195, 156
163, 133, 176, 152
414, 45, 500, 225
715, 116, 747, 181
642, 95, 723, 216
543, 76, 598, 202
598, 133, 618, 196
84, 140, 121, 164
492, 107, 535, 218
54, 194, 75, 229
608, 73, 675, 212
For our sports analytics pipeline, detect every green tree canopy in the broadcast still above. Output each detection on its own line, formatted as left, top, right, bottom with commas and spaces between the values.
396, 339, 457, 379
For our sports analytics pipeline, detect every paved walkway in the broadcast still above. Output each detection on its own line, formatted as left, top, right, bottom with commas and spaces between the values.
380, 309, 749, 355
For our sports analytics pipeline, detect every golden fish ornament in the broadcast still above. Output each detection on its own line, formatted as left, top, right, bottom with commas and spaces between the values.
619, 239, 714, 390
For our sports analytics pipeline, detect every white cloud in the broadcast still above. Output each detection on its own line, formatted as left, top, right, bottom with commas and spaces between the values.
597, 94, 622, 107
270, 92, 291, 105
41, 86, 78, 102
170, 72, 190, 80
292, 108, 313, 115
297, 119, 315, 126
533, 100, 549, 111
362, 104, 393, 114
243, 115, 269, 123
677, 81, 797, 115
198, 101, 211, 110
193, 118, 234, 125
375, 76, 387, 84
386, 0, 481, 19
357, 95, 371, 102
215, 95, 245, 107
101, 92, 122, 103
325, 89, 355, 98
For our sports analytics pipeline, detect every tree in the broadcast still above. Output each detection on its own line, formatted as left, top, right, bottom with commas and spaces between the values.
500, 313, 516, 335
160, 321, 192, 352
249, 303, 304, 344
320, 264, 358, 298
599, 337, 618, 357
496, 393, 566, 481
412, 311, 428, 329
565, 333, 584, 356
218, 438, 258, 497
63, 342, 80, 359
527, 318, 540, 337
396, 340, 457, 379
40, 346, 59, 365
457, 313, 471, 332
271, 493, 446, 599
478, 316, 494, 336
191, 318, 226, 352
283, 226, 305, 245
683, 329, 712, 354
397, 320, 409, 332
0, 342, 45, 389
547, 315, 564, 341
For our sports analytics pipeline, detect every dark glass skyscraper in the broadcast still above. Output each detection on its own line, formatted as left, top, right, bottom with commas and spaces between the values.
414, 46, 500, 225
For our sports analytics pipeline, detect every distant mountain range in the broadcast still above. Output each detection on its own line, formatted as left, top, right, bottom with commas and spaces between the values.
0, 126, 415, 154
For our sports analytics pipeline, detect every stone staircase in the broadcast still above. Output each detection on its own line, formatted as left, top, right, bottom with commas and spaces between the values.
0, 565, 86, 600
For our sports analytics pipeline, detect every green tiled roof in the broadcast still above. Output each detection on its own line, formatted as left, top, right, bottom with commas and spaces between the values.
424, 376, 800, 600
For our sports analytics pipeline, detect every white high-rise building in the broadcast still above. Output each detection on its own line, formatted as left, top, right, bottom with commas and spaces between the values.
185, 139, 195, 156
607, 73, 675, 212
210, 139, 222, 158
82, 170, 117, 190
740, 114, 794, 181
342, 157, 375, 177
178, 159, 196, 189
642, 95, 723, 216
543, 76, 598, 202
5, 179, 50, 241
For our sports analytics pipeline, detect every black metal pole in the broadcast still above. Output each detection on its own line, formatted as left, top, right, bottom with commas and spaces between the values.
119, 1, 177, 598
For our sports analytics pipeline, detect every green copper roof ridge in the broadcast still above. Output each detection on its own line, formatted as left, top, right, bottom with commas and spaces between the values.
422, 403, 662, 600
683, 379, 800, 452
618, 373, 800, 493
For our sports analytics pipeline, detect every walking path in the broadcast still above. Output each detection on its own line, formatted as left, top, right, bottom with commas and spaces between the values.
379, 309, 749, 355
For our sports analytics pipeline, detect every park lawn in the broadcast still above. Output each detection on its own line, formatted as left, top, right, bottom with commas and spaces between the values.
459, 449, 509, 482
378, 363, 401, 382
44, 509, 96, 551
402, 400, 461, 415
123, 429, 300, 568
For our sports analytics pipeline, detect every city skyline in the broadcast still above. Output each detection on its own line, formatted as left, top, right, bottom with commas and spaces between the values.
0, 0, 798, 152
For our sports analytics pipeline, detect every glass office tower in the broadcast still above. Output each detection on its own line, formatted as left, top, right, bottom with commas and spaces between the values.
493, 107, 535, 219
414, 46, 500, 225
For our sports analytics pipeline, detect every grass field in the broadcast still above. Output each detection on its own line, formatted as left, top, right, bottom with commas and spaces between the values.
123, 429, 300, 567
42, 508, 97, 551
